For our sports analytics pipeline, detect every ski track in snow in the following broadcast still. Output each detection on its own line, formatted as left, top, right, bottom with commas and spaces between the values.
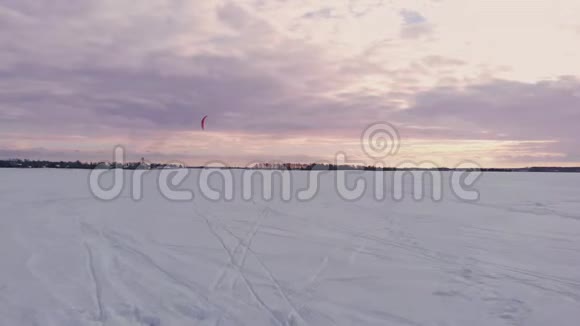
1, 170, 580, 325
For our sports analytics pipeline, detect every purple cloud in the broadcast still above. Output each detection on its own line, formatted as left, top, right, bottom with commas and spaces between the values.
0, 0, 579, 166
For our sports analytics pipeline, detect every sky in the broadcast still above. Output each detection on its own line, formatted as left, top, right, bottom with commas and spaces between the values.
1, 0, 580, 167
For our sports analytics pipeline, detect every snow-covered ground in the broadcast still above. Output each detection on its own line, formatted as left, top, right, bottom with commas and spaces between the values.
1, 169, 580, 326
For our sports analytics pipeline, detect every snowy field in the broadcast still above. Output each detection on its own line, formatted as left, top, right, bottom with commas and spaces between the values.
1, 169, 580, 326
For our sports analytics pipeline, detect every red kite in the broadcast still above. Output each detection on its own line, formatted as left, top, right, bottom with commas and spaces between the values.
201, 115, 208, 130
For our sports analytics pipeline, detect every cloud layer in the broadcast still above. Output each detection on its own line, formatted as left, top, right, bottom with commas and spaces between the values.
1, 0, 580, 167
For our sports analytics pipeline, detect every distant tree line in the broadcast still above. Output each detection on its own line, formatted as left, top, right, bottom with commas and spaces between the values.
0, 159, 98, 169
0, 159, 180, 170
1, 159, 580, 172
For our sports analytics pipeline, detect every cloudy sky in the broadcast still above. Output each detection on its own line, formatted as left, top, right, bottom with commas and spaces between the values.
1, 0, 580, 167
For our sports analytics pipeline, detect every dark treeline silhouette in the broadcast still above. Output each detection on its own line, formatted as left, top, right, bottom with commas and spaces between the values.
0, 159, 180, 170
0, 159, 97, 169
2, 159, 580, 173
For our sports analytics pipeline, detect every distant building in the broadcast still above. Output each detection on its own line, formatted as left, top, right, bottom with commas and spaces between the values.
136, 157, 151, 170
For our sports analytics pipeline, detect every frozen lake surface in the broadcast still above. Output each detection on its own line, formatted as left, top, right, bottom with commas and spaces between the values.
1, 169, 579, 325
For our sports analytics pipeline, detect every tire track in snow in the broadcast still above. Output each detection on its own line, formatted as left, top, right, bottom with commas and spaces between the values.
455, 199, 580, 221
233, 200, 335, 324
251, 248, 308, 326
219, 224, 309, 325
206, 207, 269, 292
197, 207, 284, 326
350, 217, 580, 300
81, 221, 235, 323
244, 202, 335, 323
230, 207, 269, 291
80, 221, 107, 324
100, 229, 214, 305
83, 242, 105, 323
289, 255, 329, 323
